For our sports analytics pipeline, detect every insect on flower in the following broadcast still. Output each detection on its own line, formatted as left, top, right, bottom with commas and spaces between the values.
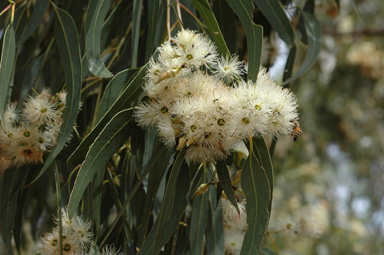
291, 120, 302, 141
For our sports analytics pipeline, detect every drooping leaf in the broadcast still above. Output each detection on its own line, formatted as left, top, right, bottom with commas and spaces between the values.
97, 68, 139, 121
100, 1, 133, 51
253, 0, 294, 47
139, 150, 188, 255
0, 23, 16, 123
99, 145, 170, 248
191, 0, 230, 56
206, 186, 224, 255
67, 64, 147, 166
252, 137, 274, 213
282, 12, 321, 85
216, 160, 239, 212
68, 109, 132, 217
212, 0, 237, 53
0, 167, 27, 255
282, 44, 296, 87
131, 0, 143, 68
240, 139, 272, 255
226, 0, 263, 82
16, 0, 49, 46
93, 166, 105, 240
190, 171, 210, 255
137, 145, 173, 247
31, 5, 82, 183
85, 0, 113, 78
145, 0, 165, 62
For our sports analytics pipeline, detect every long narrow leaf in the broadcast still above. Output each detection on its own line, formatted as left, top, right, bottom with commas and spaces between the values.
68, 109, 133, 217
16, 0, 49, 46
145, 0, 165, 62
190, 171, 210, 255
131, 0, 143, 68
282, 12, 321, 85
67, 64, 147, 166
97, 68, 139, 121
0, 24, 16, 123
138, 150, 188, 255
31, 6, 82, 183
0, 167, 27, 255
86, 0, 113, 78
226, 0, 263, 82
206, 187, 224, 255
240, 140, 272, 255
191, 0, 230, 56
216, 160, 239, 212
253, 0, 295, 47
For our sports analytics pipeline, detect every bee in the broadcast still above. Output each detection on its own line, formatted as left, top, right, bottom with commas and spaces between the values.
291, 120, 302, 141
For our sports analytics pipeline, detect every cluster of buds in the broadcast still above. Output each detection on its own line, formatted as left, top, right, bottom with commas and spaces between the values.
39, 208, 122, 255
0, 89, 66, 172
134, 30, 299, 163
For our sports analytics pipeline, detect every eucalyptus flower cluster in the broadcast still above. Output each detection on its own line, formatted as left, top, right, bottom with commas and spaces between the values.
39, 208, 122, 255
0, 89, 66, 172
134, 29, 299, 163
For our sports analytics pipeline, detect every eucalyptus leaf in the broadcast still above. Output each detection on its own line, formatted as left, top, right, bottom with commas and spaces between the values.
85, 0, 113, 78
16, 0, 49, 46
68, 109, 133, 217
67, 64, 147, 166
0, 23, 16, 123
190, 171, 210, 255
0, 167, 27, 255
226, 0, 263, 82
191, 0, 230, 56
30, 5, 82, 183
282, 12, 321, 85
253, 0, 295, 47
240, 139, 272, 255
216, 160, 239, 212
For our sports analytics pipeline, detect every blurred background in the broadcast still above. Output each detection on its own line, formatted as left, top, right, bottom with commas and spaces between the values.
265, 0, 384, 254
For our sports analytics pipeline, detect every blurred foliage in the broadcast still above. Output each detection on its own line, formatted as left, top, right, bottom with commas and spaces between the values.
265, 0, 384, 254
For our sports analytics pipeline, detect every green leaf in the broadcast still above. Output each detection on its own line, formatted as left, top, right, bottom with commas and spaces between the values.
31, 6, 82, 183
282, 44, 296, 87
240, 139, 272, 255
85, 0, 113, 78
0, 167, 27, 255
16, 0, 49, 46
100, 1, 133, 51
137, 145, 173, 246
0, 23, 16, 123
145, 0, 165, 62
190, 172, 210, 255
139, 150, 188, 255
93, 166, 105, 239
99, 145, 170, 248
216, 160, 239, 212
282, 12, 321, 85
253, 137, 274, 213
253, 0, 295, 47
131, 0, 143, 68
67, 64, 147, 166
68, 109, 132, 217
145, 1, 164, 59
206, 187, 224, 255
226, 0, 263, 82
191, 0, 230, 56
97, 68, 139, 121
